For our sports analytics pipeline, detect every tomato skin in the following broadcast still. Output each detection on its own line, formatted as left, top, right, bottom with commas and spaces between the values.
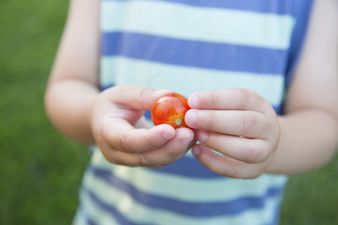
151, 92, 190, 128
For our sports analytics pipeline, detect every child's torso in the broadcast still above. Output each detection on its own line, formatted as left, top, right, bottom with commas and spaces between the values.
75, 1, 314, 225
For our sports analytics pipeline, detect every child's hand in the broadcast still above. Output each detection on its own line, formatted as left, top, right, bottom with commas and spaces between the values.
91, 85, 195, 167
185, 89, 280, 178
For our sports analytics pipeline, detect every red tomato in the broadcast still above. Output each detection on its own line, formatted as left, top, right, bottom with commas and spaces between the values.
151, 92, 190, 128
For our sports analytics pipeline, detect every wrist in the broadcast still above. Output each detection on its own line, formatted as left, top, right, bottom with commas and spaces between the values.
86, 93, 100, 144
265, 116, 284, 174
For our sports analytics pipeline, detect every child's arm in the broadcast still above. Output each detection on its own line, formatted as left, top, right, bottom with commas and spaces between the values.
267, 0, 338, 174
45, 0, 100, 144
185, 0, 338, 177
45, 0, 194, 166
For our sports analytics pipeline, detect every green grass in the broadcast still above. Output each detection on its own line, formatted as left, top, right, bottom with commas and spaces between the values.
281, 160, 338, 225
0, 1, 337, 224
0, 1, 89, 224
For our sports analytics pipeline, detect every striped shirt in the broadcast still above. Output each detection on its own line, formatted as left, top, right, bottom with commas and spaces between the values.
74, 1, 314, 224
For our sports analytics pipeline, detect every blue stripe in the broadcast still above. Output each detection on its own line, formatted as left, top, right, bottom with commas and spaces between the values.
88, 166, 284, 217
149, 156, 225, 179
102, 32, 288, 74
144, 110, 151, 121
268, 201, 282, 225
75, 206, 94, 225
84, 189, 154, 225
273, 104, 282, 115
86, 216, 98, 225
100, 83, 115, 91
104, 0, 294, 15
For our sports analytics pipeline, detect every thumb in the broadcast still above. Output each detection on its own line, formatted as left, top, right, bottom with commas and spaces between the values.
107, 85, 170, 110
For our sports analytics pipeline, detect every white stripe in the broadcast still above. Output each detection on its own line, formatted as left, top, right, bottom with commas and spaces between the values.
73, 208, 87, 225
81, 172, 282, 225
100, 58, 117, 85
102, 1, 295, 49
91, 149, 287, 202
80, 190, 119, 225
101, 56, 284, 106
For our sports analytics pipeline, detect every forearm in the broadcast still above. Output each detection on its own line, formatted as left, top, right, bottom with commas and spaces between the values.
267, 109, 338, 175
45, 78, 99, 145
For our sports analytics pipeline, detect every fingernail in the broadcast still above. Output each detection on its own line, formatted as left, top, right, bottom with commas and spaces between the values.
198, 131, 208, 143
185, 110, 197, 127
192, 146, 201, 157
189, 94, 200, 108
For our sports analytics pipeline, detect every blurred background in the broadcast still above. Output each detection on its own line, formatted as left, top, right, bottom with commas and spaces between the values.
0, 1, 337, 224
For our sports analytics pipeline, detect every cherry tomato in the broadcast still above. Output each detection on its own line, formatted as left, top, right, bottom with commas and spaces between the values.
151, 92, 190, 128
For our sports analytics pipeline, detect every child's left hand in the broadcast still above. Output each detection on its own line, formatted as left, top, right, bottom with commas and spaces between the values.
185, 89, 280, 179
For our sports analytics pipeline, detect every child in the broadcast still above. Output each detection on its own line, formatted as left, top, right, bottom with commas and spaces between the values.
45, 0, 338, 224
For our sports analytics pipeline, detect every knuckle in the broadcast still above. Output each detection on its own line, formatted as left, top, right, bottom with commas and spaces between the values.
137, 87, 151, 108
206, 112, 218, 129
119, 133, 131, 152
139, 154, 152, 167
247, 144, 265, 163
235, 88, 252, 108
241, 112, 257, 135
210, 91, 217, 108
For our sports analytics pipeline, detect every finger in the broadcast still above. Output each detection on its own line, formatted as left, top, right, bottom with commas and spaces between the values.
107, 85, 170, 110
101, 119, 176, 153
102, 128, 195, 167
185, 109, 268, 138
188, 88, 268, 113
197, 131, 269, 163
192, 145, 267, 179
99, 141, 147, 166
140, 128, 195, 166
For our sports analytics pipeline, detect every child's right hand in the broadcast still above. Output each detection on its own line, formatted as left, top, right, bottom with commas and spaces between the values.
90, 85, 195, 167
